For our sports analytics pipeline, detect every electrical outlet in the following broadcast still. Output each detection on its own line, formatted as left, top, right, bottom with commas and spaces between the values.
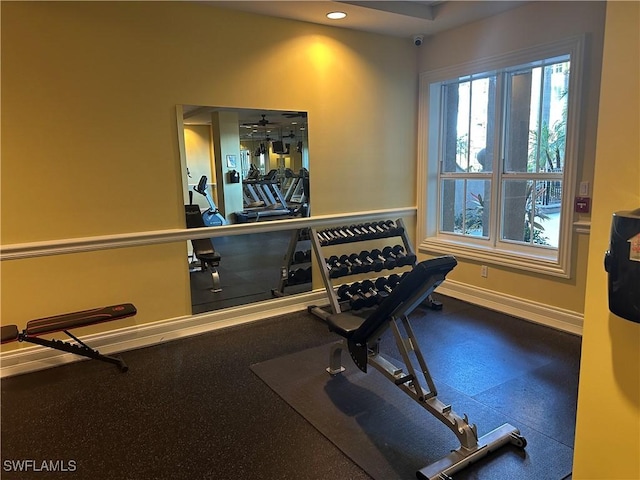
481, 265, 488, 278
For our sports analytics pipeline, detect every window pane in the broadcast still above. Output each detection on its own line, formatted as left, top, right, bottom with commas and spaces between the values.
529, 67, 542, 172
442, 82, 467, 173
542, 61, 569, 173
502, 179, 529, 242
501, 179, 556, 246
441, 178, 491, 237
504, 71, 533, 173
506, 60, 570, 174
442, 77, 496, 173
441, 179, 464, 233
466, 179, 491, 237
537, 179, 562, 247
470, 77, 495, 173
456, 82, 470, 170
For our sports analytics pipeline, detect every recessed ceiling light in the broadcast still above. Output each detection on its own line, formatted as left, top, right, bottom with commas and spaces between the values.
326, 11, 347, 20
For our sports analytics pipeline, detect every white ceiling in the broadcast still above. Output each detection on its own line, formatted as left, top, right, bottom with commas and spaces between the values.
183, 105, 309, 141
204, 1, 526, 39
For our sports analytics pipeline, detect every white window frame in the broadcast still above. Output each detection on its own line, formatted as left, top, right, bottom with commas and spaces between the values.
417, 36, 585, 278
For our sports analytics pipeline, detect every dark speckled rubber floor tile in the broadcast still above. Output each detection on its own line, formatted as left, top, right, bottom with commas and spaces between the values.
252, 344, 574, 480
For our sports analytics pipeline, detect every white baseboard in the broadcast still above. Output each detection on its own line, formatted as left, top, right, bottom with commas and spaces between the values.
0, 290, 329, 378
437, 279, 583, 336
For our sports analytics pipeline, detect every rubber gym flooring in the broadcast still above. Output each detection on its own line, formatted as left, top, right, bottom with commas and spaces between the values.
0, 294, 580, 480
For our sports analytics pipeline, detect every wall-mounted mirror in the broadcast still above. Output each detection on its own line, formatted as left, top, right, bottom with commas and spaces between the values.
177, 106, 312, 313
178, 105, 310, 224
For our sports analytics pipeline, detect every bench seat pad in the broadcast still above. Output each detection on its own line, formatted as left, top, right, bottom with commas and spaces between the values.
326, 312, 365, 338
25, 304, 137, 336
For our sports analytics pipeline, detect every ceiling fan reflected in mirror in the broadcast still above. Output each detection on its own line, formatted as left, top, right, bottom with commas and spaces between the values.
282, 129, 296, 139
241, 114, 276, 128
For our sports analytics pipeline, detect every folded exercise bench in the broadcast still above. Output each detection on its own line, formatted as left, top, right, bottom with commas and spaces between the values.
1, 303, 136, 373
324, 256, 526, 480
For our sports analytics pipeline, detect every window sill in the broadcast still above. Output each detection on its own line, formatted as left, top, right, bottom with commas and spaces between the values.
418, 237, 570, 278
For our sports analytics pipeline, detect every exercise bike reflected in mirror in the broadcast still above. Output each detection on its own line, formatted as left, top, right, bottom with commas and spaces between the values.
193, 175, 227, 227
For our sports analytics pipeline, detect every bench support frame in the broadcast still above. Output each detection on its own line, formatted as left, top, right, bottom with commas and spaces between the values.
18, 330, 128, 372
327, 313, 526, 480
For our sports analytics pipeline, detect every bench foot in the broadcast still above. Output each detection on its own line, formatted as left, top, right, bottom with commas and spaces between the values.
416, 423, 526, 480
210, 269, 222, 293
327, 340, 346, 375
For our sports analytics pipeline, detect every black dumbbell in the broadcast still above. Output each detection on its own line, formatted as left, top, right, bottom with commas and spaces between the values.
348, 253, 371, 273
355, 223, 371, 238
316, 231, 330, 245
361, 224, 377, 239
337, 284, 367, 310
359, 250, 383, 272
342, 226, 357, 238
298, 228, 310, 241
383, 220, 404, 236
387, 273, 402, 289
382, 246, 407, 267
375, 276, 396, 295
347, 224, 361, 237
376, 220, 391, 235
374, 221, 388, 234
339, 254, 361, 274
361, 279, 388, 303
325, 229, 340, 242
351, 224, 371, 239
370, 248, 396, 269
327, 256, 349, 278
336, 227, 354, 239
371, 221, 388, 235
293, 250, 309, 264
391, 245, 417, 266
288, 267, 311, 284
351, 282, 378, 308
324, 229, 338, 241
362, 223, 381, 238
330, 229, 347, 241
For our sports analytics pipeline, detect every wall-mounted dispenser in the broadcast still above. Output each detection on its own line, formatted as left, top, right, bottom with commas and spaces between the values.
228, 169, 240, 184
604, 208, 640, 323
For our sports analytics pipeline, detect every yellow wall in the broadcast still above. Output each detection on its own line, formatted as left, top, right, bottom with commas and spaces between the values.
0, 2, 417, 334
416, 1, 606, 314
2, 1, 638, 475
573, 2, 640, 477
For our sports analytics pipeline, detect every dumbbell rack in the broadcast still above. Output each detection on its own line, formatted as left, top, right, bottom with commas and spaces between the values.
272, 228, 313, 297
308, 218, 441, 322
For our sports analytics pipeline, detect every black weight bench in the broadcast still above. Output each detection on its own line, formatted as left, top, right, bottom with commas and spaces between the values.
185, 204, 222, 293
324, 256, 526, 480
1, 303, 136, 372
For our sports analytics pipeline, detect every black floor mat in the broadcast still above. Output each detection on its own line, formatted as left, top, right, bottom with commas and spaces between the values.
251, 343, 574, 480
